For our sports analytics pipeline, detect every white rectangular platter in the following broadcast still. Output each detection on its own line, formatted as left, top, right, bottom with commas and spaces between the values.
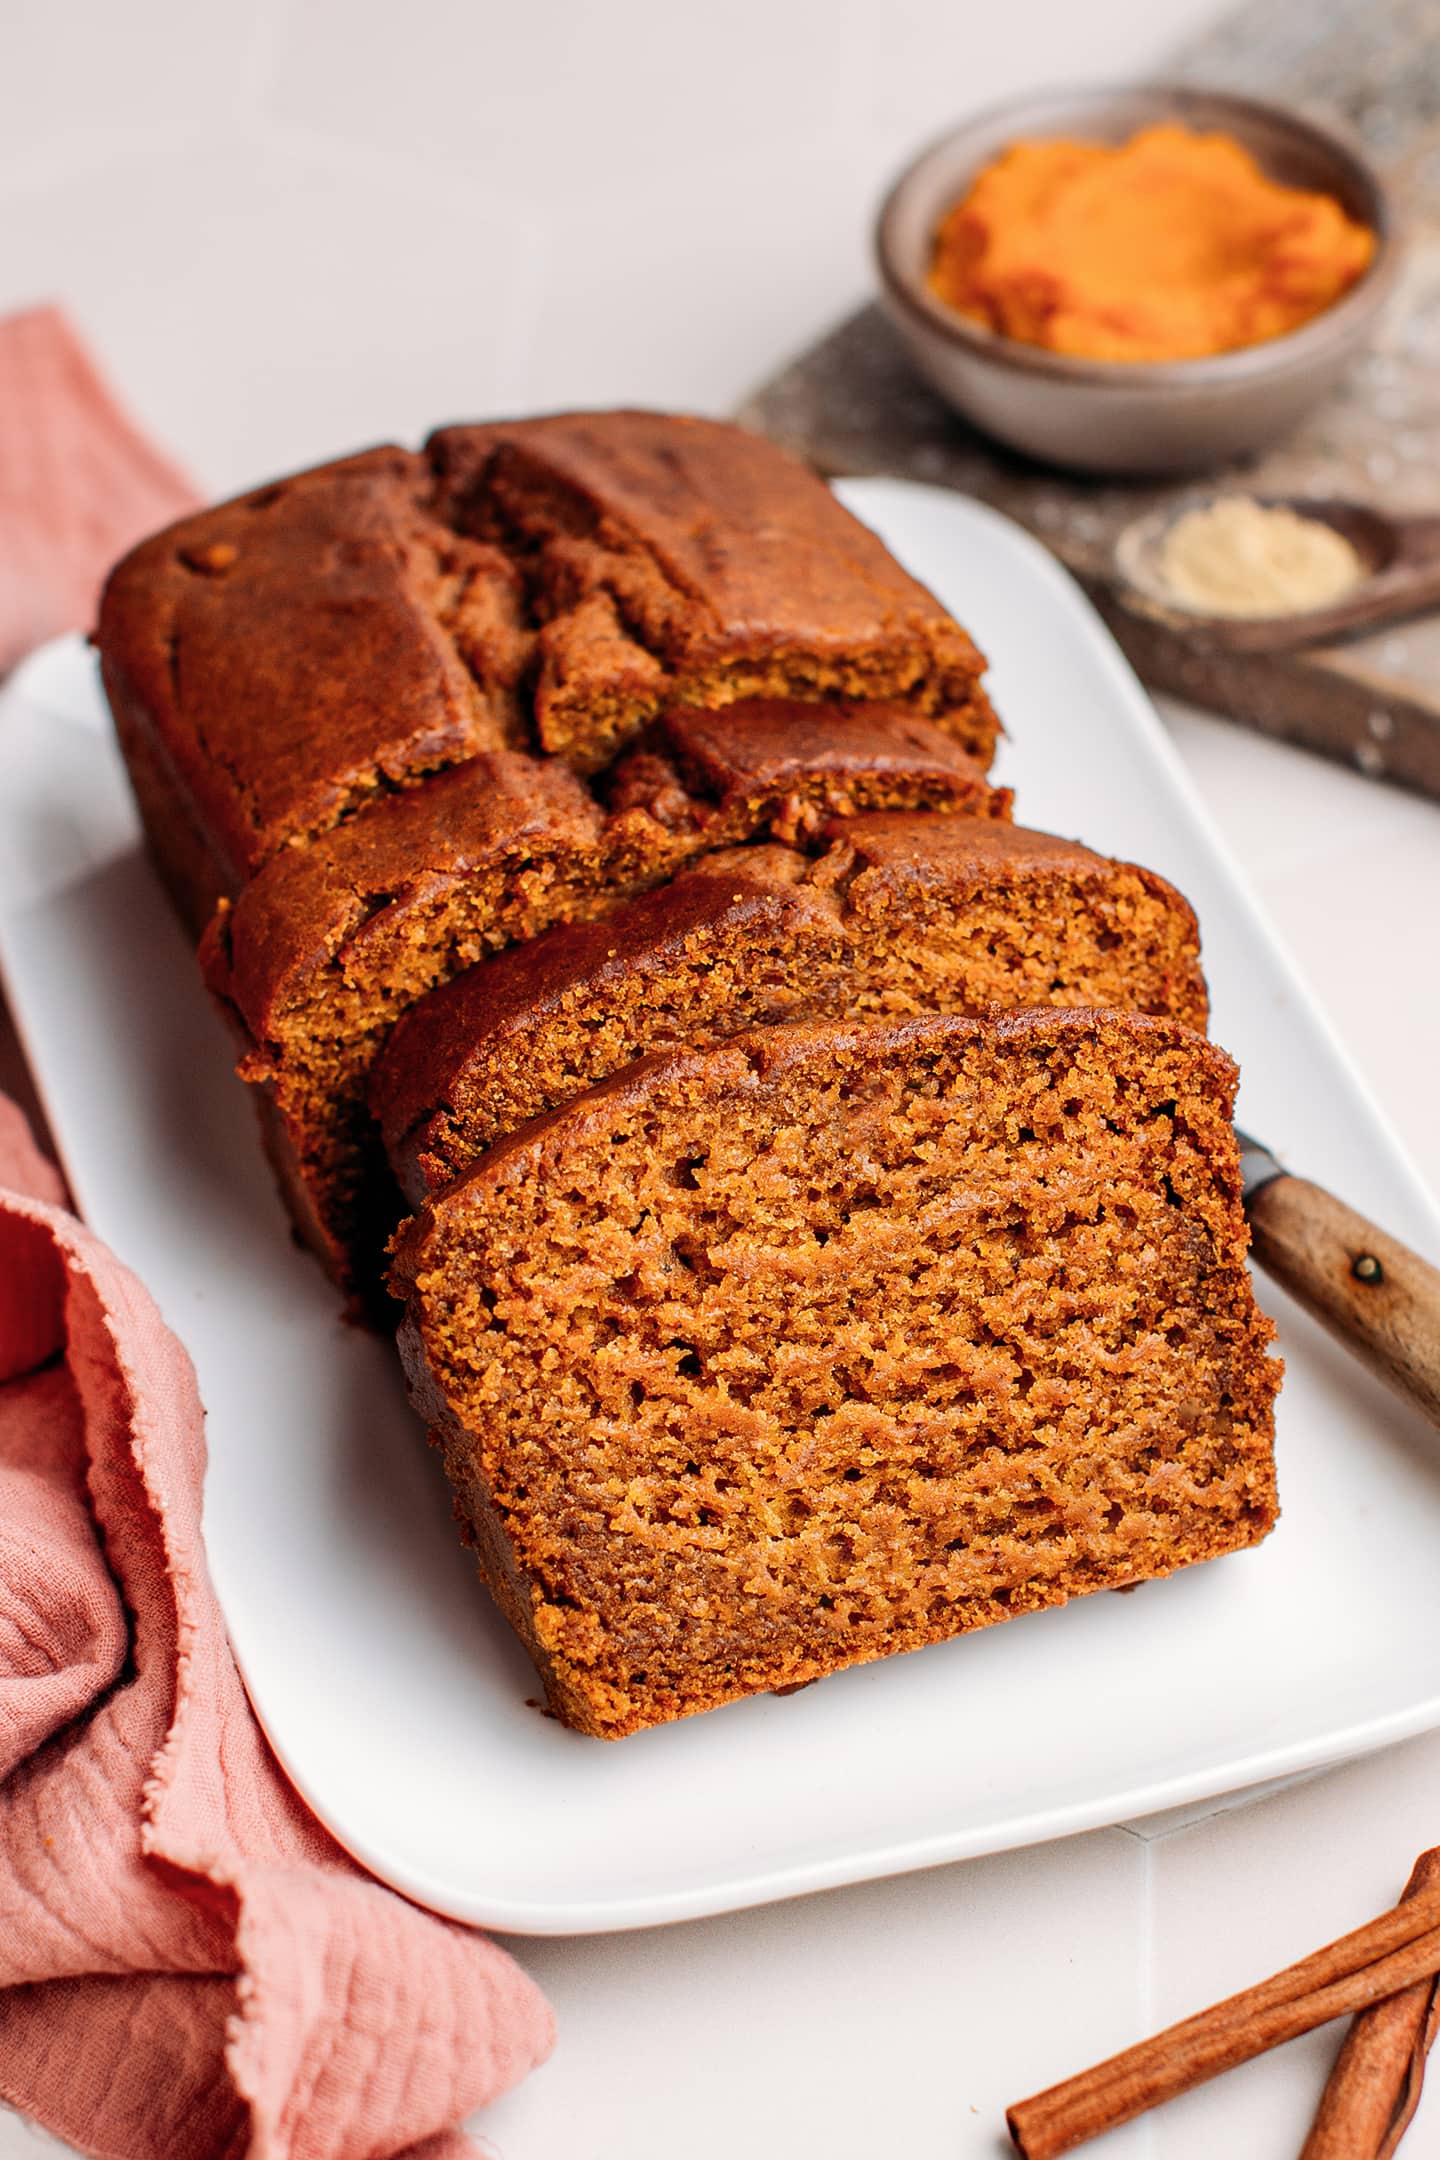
3, 477, 1439, 1936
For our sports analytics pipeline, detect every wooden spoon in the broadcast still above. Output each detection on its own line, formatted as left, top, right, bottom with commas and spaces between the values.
1112, 497, 1440, 653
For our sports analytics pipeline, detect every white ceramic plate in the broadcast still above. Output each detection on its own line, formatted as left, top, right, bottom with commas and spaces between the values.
3, 479, 1440, 1937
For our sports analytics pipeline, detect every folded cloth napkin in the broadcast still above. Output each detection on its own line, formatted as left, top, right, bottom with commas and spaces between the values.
0, 311, 554, 2157
0, 305, 200, 676
0, 1097, 553, 2158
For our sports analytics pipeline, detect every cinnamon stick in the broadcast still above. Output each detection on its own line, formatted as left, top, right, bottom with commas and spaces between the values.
1007, 1881, 1440, 2159
1300, 1849, 1440, 2160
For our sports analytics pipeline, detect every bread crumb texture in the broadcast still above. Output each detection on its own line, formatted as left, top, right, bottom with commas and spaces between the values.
100, 413, 1004, 1298
380, 817, 1207, 1199
394, 1010, 1280, 1738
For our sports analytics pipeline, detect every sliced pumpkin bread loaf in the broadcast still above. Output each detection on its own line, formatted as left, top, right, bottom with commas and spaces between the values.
374, 816, 1207, 1202
200, 713, 1004, 1293
99, 412, 997, 930
427, 411, 997, 772
390, 1009, 1280, 1738
98, 410, 1002, 1293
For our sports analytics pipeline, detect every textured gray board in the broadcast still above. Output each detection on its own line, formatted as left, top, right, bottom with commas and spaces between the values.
740, 0, 1440, 799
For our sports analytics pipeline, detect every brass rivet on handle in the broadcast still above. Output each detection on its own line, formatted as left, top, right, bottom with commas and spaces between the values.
1352, 1252, 1385, 1285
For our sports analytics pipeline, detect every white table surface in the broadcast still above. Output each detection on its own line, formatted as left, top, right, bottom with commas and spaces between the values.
5, 2, 1440, 2154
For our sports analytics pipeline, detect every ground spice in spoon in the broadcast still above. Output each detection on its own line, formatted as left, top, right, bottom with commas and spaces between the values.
1159, 495, 1364, 617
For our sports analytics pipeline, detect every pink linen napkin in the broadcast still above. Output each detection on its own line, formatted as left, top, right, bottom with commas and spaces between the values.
0, 1087, 554, 2160
0, 311, 555, 2156
0, 305, 201, 676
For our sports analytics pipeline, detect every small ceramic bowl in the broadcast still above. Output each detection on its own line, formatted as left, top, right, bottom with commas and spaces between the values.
875, 84, 1401, 477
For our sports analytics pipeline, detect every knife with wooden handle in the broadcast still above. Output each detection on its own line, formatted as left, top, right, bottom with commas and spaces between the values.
1236, 1131, 1440, 1428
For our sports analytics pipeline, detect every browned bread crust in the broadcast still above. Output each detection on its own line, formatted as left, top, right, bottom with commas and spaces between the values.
98, 446, 531, 918
602, 696, 1005, 847
390, 1008, 1280, 1738
372, 815, 1207, 1202
201, 712, 1006, 1295
97, 411, 1004, 1296
428, 413, 995, 771
98, 413, 997, 928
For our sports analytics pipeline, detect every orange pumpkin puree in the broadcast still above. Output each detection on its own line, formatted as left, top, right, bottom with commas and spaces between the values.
927, 123, 1376, 363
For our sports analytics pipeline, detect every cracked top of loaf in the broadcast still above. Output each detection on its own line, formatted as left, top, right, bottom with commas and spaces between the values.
428, 413, 991, 772
199, 701, 1005, 1054
97, 411, 995, 900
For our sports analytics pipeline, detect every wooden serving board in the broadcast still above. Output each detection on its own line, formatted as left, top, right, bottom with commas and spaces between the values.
740, 0, 1440, 800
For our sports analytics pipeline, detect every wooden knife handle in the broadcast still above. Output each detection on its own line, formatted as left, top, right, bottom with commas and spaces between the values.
1247, 1175, 1440, 1427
